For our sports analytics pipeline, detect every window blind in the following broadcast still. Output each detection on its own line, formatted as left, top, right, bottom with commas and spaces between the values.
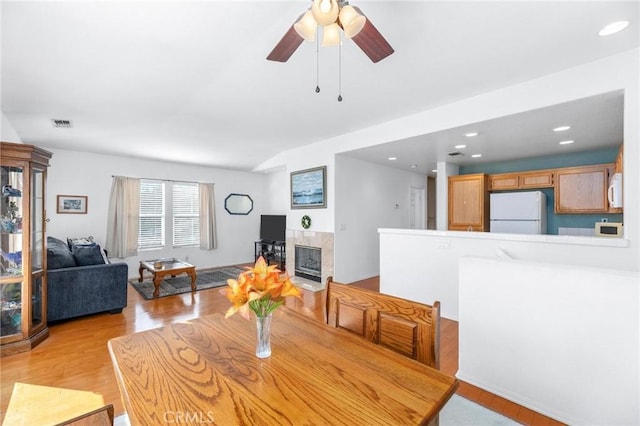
172, 182, 200, 247
139, 180, 165, 248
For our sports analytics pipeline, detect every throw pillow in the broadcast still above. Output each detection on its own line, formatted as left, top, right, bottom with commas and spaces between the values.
47, 236, 77, 269
72, 244, 106, 266
67, 236, 95, 248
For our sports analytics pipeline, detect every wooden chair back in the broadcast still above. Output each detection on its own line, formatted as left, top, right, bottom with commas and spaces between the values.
326, 277, 441, 369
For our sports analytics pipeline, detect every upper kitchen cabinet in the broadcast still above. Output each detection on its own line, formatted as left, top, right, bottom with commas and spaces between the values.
554, 164, 612, 214
489, 169, 554, 191
448, 174, 489, 231
614, 144, 623, 174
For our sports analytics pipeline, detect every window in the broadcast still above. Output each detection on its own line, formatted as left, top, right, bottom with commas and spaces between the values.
172, 182, 200, 246
139, 180, 165, 249
138, 180, 200, 249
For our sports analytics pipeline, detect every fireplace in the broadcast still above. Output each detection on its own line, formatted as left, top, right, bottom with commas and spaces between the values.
294, 245, 321, 283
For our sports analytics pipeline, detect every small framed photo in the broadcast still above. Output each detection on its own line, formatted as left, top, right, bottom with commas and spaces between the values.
291, 166, 327, 209
57, 195, 88, 214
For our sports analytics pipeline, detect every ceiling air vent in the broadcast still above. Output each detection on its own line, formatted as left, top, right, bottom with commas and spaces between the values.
51, 119, 73, 128
447, 151, 464, 157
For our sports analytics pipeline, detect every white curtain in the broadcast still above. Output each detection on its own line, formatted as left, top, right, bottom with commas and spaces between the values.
106, 176, 140, 258
199, 183, 217, 250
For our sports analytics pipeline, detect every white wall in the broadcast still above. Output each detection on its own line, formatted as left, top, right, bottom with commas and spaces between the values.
458, 256, 639, 425
261, 151, 336, 234
379, 229, 635, 320
262, 167, 288, 215
44, 148, 268, 277
1, 112, 22, 143
334, 155, 426, 282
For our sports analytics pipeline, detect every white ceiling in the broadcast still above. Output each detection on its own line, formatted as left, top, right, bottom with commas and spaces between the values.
1, 1, 638, 172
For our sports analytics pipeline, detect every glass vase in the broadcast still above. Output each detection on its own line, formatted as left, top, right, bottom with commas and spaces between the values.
255, 314, 272, 358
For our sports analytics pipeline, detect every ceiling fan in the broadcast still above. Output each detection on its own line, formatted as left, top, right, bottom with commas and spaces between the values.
267, 0, 394, 63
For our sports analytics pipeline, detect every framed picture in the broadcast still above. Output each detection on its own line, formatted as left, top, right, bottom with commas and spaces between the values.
57, 195, 88, 214
291, 166, 327, 209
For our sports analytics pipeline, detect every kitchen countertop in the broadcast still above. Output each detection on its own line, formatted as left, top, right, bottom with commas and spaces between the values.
378, 228, 629, 248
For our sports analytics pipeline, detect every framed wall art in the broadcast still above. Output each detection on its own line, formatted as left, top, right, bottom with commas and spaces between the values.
57, 195, 88, 214
290, 166, 326, 209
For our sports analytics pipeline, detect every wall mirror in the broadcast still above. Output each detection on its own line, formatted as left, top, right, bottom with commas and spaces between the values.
225, 193, 253, 215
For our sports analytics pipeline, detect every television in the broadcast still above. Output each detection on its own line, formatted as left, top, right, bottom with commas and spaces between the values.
260, 215, 286, 242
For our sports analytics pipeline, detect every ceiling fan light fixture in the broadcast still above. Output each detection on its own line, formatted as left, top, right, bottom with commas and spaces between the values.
312, 0, 339, 26
322, 23, 342, 46
339, 5, 366, 38
294, 10, 317, 41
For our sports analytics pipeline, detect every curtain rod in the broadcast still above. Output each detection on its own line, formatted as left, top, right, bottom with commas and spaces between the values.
111, 175, 213, 185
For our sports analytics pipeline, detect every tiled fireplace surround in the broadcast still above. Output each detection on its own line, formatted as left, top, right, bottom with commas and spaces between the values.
286, 230, 334, 291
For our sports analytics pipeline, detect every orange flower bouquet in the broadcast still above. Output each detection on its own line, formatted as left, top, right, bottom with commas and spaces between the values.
223, 256, 301, 358
223, 256, 301, 319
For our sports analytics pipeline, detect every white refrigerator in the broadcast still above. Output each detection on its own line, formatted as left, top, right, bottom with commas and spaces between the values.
490, 191, 547, 234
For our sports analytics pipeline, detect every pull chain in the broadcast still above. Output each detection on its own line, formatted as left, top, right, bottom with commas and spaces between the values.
337, 32, 343, 102
315, 26, 320, 94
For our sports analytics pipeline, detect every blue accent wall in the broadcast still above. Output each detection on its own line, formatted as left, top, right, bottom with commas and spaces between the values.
459, 147, 623, 235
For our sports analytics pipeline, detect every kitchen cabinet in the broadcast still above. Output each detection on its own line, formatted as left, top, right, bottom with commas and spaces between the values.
554, 164, 612, 214
519, 170, 554, 189
489, 169, 554, 191
609, 145, 623, 213
614, 144, 623, 174
448, 174, 489, 231
489, 174, 518, 191
1, 142, 52, 356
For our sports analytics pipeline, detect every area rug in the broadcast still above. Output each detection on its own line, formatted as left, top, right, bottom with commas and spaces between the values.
130, 266, 245, 300
440, 394, 522, 425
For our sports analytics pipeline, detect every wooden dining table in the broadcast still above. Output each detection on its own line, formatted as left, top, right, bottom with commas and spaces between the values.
108, 307, 459, 425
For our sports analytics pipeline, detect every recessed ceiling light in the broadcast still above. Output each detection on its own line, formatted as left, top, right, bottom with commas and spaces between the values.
553, 126, 571, 132
559, 140, 575, 145
599, 21, 629, 36
388, 157, 397, 161
410, 164, 418, 168
471, 154, 482, 158
464, 132, 478, 137
431, 169, 438, 173
454, 144, 467, 149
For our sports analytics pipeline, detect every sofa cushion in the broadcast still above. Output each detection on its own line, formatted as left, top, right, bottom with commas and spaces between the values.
47, 236, 77, 269
72, 244, 107, 266
67, 236, 95, 248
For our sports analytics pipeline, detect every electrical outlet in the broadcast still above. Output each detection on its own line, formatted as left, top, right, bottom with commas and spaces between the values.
436, 239, 451, 249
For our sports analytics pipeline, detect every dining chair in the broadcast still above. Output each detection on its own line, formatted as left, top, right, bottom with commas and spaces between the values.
325, 277, 441, 369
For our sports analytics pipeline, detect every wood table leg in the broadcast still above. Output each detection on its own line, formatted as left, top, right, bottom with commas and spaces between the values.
138, 264, 144, 283
188, 268, 197, 292
152, 274, 162, 298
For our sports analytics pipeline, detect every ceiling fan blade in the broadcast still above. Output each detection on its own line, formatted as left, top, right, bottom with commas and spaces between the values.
267, 25, 304, 62
351, 17, 394, 63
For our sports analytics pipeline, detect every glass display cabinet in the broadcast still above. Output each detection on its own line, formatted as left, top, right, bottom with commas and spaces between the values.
1, 142, 52, 356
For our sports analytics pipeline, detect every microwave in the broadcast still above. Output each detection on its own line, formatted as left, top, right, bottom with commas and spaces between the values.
595, 222, 623, 237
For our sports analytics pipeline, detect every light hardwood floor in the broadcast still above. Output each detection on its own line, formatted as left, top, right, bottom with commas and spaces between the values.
0, 273, 564, 425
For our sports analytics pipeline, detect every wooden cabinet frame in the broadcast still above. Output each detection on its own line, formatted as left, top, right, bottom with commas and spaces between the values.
448, 174, 489, 231
1, 142, 52, 356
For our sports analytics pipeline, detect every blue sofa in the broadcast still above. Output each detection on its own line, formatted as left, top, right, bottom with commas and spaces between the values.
46, 236, 128, 322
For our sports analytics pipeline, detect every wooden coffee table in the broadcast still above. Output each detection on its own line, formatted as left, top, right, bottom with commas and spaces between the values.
138, 258, 196, 298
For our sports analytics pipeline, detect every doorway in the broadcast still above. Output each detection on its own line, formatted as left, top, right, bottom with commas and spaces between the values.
427, 176, 436, 229
409, 186, 426, 229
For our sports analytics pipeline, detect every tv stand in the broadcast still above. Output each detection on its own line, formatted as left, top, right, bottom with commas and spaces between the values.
254, 240, 286, 271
